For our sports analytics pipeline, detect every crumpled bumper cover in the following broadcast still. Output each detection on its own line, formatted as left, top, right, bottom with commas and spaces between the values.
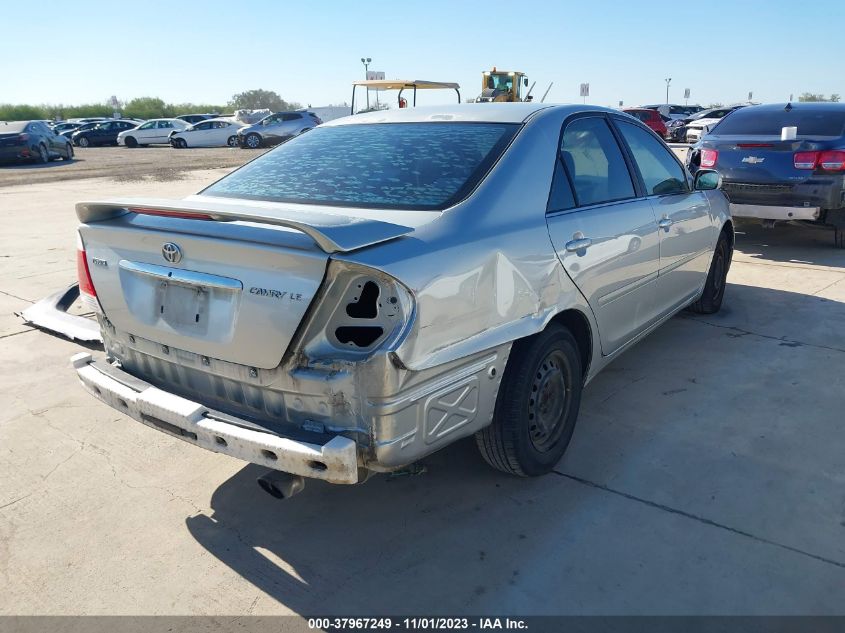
71, 352, 359, 484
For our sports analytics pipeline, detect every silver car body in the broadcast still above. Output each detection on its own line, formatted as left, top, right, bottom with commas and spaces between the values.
73, 104, 732, 484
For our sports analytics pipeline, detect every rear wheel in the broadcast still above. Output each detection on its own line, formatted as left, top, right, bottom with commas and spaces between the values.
124, 136, 138, 148
63, 144, 74, 160
76, 136, 90, 148
226, 135, 239, 147
476, 324, 583, 477
244, 133, 262, 149
37, 144, 49, 163
689, 230, 731, 314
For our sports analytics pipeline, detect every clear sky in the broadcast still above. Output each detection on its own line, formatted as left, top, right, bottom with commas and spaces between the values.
2, 0, 842, 109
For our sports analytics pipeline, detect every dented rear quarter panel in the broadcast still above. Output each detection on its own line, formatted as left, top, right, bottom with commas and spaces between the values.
335, 108, 600, 377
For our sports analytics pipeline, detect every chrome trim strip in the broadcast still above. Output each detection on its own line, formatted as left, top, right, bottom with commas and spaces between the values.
118, 259, 243, 291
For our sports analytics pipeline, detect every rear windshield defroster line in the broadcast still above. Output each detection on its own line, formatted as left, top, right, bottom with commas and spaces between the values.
201, 122, 520, 211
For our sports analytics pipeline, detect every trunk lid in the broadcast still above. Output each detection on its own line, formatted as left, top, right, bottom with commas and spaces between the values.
77, 198, 425, 370
706, 135, 836, 183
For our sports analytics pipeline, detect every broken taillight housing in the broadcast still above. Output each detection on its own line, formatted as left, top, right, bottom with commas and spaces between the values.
294, 261, 415, 363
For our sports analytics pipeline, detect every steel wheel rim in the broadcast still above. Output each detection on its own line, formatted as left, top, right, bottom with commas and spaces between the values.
528, 349, 570, 452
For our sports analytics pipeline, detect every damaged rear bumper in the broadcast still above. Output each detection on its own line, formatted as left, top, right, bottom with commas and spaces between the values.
71, 352, 360, 484
20, 284, 102, 343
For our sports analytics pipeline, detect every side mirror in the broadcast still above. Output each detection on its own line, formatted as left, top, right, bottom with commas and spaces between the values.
694, 169, 721, 191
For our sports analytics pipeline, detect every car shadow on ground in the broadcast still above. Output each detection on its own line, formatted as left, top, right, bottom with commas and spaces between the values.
185, 276, 845, 614
734, 221, 845, 267
0, 158, 79, 170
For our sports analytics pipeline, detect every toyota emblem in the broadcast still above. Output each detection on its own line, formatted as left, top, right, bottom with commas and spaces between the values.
161, 242, 182, 264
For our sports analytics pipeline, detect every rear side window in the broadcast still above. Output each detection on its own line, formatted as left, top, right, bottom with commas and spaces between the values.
202, 122, 519, 210
616, 120, 688, 196
560, 117, 635, 206
712, 108, 845, 136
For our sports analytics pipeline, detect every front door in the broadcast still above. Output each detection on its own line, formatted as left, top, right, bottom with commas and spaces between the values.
546, 115, 661, 355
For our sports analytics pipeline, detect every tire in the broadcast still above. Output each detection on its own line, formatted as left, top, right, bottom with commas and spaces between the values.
244, 133, 262, 149
689, 230, 731, 314
226, 135, 239, 148
835, 228, 845, 250
171, 137, 187, 149
63, 144, 74, 160
76, 136, 90, 148
36, 144, 49, 163
476, 324, 583, 477
124, 136, 138, 148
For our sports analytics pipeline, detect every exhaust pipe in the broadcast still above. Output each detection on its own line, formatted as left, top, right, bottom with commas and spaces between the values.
257, 470, 306, 499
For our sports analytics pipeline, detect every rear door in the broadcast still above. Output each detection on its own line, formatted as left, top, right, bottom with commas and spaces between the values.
613, 118, 714, 312
546, 114, 661, 355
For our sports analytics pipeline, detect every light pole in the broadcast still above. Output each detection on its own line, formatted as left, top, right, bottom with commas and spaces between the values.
665, 77, 672, 104
361, 57, 372, 110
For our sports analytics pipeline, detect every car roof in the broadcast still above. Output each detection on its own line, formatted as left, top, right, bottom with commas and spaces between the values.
321, 103, 619, 127
745, 101, 845, 112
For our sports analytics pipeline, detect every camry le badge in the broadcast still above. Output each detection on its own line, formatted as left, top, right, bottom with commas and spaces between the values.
742, 156, 765, 164
161, 242, 182, 263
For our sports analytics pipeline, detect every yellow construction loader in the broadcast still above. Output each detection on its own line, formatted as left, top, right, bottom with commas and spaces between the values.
476, 68, 553, 103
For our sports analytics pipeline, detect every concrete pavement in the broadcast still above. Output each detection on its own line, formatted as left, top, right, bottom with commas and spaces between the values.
1, 174, 843, 615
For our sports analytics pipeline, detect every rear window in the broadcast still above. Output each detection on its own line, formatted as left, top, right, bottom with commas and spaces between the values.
712, 107, 845, 137
1, 121, 28, 133
202, 122, 519, 210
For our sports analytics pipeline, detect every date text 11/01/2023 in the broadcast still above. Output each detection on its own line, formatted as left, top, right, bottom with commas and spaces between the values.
307, 618, 528, 630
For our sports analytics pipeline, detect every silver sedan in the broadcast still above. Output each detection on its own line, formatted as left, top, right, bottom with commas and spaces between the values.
73, 103, 732, 493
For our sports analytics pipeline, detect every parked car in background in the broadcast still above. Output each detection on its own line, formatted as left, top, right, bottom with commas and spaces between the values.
622, 108, 668, 138
118, 118, 190, 147
684, 105, 748, 143
169, 118, 246, 148
237, 111, 322, 148
665, 106, 746, 143
0, 120, 74, 163
60, 121, 98, 139
71, 103, 732, 494
688, 102, 845, 247
642, 104, 704, 120
51, 121, 83, 136
176, 114, 218, 124
68, 117, 108, 124
72, 120, 138, 147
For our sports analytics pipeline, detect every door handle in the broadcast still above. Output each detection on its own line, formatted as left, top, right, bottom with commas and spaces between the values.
658, 217, 674, 230
565, 237, 593, 252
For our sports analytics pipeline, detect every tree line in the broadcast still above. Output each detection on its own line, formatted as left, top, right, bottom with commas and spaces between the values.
0, 89, 302, 121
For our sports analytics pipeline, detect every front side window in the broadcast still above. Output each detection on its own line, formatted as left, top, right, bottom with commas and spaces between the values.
203, 122, 519, 211
616, 120, 688, 196
560, 117, 635, 206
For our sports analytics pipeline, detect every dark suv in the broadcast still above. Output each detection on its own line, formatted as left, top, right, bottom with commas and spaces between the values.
688, 102, 845, 247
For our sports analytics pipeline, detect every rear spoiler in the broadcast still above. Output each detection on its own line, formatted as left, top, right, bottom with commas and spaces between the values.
75, 197, 416, 254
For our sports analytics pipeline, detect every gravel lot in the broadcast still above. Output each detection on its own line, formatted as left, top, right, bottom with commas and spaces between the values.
0, 154, 844, 616
0, 146, 268, 188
